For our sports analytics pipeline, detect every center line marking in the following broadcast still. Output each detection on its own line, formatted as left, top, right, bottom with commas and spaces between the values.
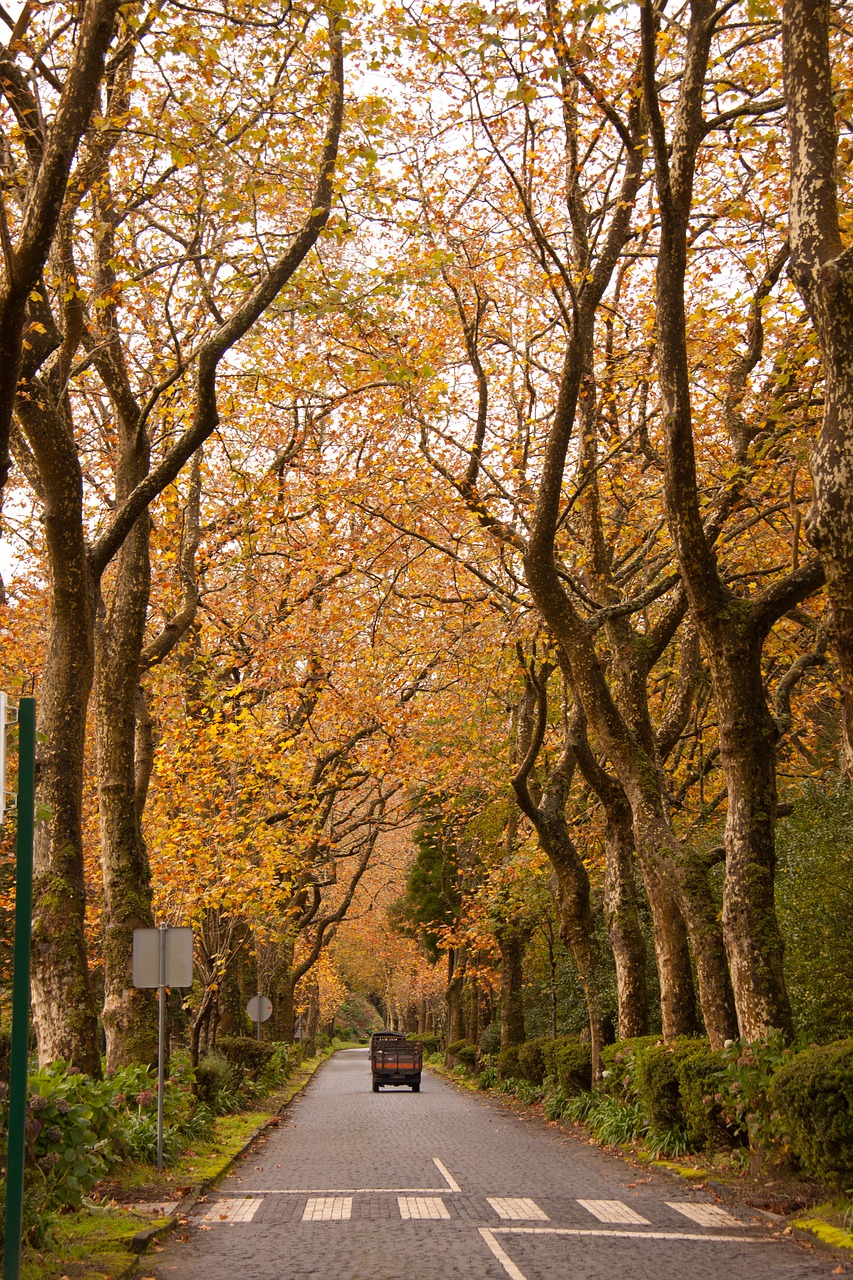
433, 1157, 461, 1193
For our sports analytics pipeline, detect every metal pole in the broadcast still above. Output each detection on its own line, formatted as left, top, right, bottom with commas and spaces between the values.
4, 697, 36, 1280
157, 922, 166, 1173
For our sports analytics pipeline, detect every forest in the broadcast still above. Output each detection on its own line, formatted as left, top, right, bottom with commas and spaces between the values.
1, 0, 853, 1213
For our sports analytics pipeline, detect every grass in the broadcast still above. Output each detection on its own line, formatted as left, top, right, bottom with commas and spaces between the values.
19, 1207, 161, 1280
14, 1045, 343, 1279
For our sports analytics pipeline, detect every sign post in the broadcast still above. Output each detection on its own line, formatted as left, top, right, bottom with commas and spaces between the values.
3, 697, 36, 1280
133, 926, 193, 1172
246, 994, 272, 1041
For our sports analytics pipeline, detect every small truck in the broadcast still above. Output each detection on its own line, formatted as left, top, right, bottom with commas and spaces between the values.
369, 1030, 423, 1092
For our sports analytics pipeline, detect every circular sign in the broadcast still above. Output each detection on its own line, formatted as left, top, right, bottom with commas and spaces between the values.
246, 995, 273, 1023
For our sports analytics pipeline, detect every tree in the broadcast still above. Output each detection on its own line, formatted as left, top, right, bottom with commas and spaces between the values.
782, 0, 853, 783
11, 0, 345, 1069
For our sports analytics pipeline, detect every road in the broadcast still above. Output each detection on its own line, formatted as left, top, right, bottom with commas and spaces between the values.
148, 1048, 844, 1280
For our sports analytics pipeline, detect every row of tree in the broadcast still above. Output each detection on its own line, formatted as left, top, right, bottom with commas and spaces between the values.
1, 0, 851, 1073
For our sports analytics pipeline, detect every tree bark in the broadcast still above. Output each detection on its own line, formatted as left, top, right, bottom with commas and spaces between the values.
496, 922, 529, 1050
782, 0, 853, 786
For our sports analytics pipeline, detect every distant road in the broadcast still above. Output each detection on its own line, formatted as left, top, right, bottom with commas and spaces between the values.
149, 1048, 840, 1280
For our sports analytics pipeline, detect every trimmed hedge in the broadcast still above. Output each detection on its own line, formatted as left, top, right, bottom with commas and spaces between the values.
517, 1038, 548, 1086
634, 1041, 683, 1127
770, 1039, 853, 1179
216, 1036, 277, 1081
498, 1036, 590, 1087
497, 1044, 522, 1081
541, 1037, 592, 1094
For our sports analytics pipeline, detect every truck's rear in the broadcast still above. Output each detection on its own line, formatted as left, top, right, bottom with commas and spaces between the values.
370, 1033, 423, 1092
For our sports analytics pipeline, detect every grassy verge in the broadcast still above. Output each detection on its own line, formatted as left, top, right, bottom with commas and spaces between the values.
14, 1043, 354, 1280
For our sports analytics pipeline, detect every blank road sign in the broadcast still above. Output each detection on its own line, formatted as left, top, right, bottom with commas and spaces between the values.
132, 927, 194, 988
246, 995, 273, 1022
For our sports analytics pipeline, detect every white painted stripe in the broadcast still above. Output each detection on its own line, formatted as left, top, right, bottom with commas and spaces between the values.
479, 1229, 529, 1280
201, 1197, 263, 1223
398, 1196, 450, 1220
666, 1202, 741, 1228
487, 1197, 549, 1221
577, 1198, 650, 1225
302, 1196, 353, 1222
433, 1157, 462, 1193
491, 1226, 765, 1244
249, 1186, 449, 1194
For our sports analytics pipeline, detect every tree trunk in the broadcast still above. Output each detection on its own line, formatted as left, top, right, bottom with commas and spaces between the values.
710, 617, 793, 1035
445, 946, 466, 1044
602, 800, 649, 1039
95, 507, 158, 1070
28, 430, 101, 1074
496, 923, 528, 1049
782, 0, 853, 787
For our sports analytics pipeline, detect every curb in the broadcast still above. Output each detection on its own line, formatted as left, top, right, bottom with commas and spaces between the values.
118, 1050, 334, 1274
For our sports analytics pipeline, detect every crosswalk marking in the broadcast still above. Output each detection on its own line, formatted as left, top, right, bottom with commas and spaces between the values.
577, 1199, 650, 1225
302, 1196, 353, 1221
398, 1196, 450, 1220
202, 1197, 263, 1223
487, 1197, 549, 1221
666, 1202, 740, 1228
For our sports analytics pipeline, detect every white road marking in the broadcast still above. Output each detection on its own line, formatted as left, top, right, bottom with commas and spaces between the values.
492, 1226, 766, 1243
487, 1197, 548, 1221
398, 1196, 450, 1220
201, 1197, 263, 1223
302, 1196, 353, 1222
433, 1157, 462, 1192
577, 1198, 650, 1224
666, 1202, 741, 1228
249, 1186, 449, 1194
479, 1229, 529, 1280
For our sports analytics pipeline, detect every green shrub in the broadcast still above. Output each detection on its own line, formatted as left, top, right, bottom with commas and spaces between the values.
477, 1064, 498, 1091
411, 1033, 442, 1055
216, 1036, 276, 1082
25, 1064, 123, 1208
194, 1051, 242, 1114
718, 1030, 795, 1166
517, 1038, 547, 1086
634, 1042, 682, 1128
259, 1042, 291, 1090
541, 1038, 592, 1094
674, 1043, 729, 1151
479, 1023, 501, 1056
600, 1036, 662, 1100
770, 1039, 853, 1179
456, 1044, 477, 1069
497, 1044, 522, 1081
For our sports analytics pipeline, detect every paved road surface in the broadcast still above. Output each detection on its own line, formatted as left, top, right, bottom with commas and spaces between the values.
149, 1049, 843, 1280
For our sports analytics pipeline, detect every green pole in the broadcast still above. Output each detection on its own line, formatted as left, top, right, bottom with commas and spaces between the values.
3, 697, 36, 1280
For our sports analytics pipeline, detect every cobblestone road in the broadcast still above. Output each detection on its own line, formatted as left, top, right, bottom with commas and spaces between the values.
148, 1049, 844, 1280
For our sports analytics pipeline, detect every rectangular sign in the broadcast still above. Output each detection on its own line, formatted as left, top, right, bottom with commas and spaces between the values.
132, 927, 194, 988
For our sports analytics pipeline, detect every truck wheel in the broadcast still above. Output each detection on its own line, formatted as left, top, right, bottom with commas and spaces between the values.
372, 1082, 380, 1092
412, 1082, 420, 1093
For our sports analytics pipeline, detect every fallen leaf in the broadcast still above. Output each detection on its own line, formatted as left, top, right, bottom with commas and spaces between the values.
832, 1268, 844, 1275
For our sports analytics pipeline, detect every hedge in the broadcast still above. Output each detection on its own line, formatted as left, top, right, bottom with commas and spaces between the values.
770, 1039, 853, 1179
216, 1036, 277, 1081
540, 1037, 592, 1094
